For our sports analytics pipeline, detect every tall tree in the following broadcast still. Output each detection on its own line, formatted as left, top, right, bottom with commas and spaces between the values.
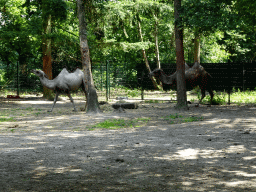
194, 28, 200, 63
153, 11, 161, 69
136, 13, 159, 89
77, 0, 101, 113
174, 0, 188, 109
42, 5, 53, 99
41, 0, 67, 99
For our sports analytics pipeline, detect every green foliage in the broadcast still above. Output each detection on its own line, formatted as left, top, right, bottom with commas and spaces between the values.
181, 0, 233, 32
201, 32, 229, 63
126, 88, 140, 97
103, 0, 175, 62
42, 0, 67, 22
0, 69, 6, 87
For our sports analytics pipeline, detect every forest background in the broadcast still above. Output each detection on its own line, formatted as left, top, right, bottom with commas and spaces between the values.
0, 0, 255, 92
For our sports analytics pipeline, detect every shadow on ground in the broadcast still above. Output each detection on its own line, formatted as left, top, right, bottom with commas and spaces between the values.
0, 97, 256, 191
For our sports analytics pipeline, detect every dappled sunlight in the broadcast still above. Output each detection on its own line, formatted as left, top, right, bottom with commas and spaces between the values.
2, 147, 35, 153
242, 156, 256, 160
1, 100, 256, 190
32, 165, 83, 179
223, 180, 249, 187
128, 170, 146, 176
24, 136, 47, 141
226, 145, 247, 153
175, 148, 200, 160
18, 100, 54, 105
223, 170, 256, 177
200, 149, 225, 159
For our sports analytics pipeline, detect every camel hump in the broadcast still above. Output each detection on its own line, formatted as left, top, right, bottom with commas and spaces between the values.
59, 68, 69, 75
192, 61, 200, 69
185, 63, 190, 70
73, 68, 83, 74
59, 68, 83, 76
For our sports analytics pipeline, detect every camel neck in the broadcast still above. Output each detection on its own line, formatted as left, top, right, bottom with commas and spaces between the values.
40, 77, 55, 90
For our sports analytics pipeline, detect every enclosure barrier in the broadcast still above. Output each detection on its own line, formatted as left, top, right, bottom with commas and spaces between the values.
1, 62, 256, 103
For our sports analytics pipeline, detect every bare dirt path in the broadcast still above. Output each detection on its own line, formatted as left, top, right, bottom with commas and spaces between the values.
0, 96, 256, 191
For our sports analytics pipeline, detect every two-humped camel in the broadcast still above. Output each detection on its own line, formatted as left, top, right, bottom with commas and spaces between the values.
32, 68, 86, 112
149, 62, 214, 106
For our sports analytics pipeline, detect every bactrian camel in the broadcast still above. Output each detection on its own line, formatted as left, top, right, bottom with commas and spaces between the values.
32, 68, 86, 112
149, 62, 214, 106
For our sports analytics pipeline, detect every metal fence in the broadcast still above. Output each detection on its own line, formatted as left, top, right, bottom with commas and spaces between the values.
1, 62, 256, 100
202, 62, 256, 91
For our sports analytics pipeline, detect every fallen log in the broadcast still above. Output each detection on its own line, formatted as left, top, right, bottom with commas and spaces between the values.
112, 103, 138, 109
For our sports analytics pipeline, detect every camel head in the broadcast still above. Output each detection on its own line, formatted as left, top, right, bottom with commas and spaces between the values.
31, 69, 49, 79
149, 68, 164, 79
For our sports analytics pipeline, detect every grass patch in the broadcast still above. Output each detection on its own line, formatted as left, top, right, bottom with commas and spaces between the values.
198, 91, 226, 105
162, 113, 203, 124
90, 117, 150, 130
193, 87, 256, 105
0, 117, 15, 122
231, 88, 256, 104
164, 113, 183, 120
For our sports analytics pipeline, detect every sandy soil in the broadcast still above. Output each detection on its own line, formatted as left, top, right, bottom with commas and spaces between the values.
0, 96, 256, 191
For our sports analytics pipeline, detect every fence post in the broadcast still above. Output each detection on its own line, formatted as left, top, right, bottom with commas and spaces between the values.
108, 63, 111, 99
106, 61, 109, 101
141, 87, 144, 100
243, 64, 245, 91
141, 71, 145, 100
101, 62, 103, 91
17, 61, 20, 96
227, 60, 231, 105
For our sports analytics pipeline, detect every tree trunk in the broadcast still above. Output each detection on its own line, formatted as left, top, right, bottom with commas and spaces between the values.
154, 15, 161, 69
174, 0, 188, 109
42, 10, 54, 100
137, 14, 160, 89
154, 14, 163, 89
194, 28, 200, 63
77, 0, 101, 114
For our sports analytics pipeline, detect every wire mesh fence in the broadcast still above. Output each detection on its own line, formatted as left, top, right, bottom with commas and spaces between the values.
1, 61, 256, 102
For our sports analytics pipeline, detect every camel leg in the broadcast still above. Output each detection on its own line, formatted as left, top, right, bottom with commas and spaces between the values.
67, 93, 77, 112
48, 92, 60, 112
208, 88, 214, 106
196, 88, 205, 107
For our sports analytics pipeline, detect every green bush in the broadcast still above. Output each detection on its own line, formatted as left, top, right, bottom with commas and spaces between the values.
126, 88, 140, 97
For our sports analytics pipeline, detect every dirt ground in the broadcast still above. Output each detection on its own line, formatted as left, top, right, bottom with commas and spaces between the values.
0, 95, 256, 192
